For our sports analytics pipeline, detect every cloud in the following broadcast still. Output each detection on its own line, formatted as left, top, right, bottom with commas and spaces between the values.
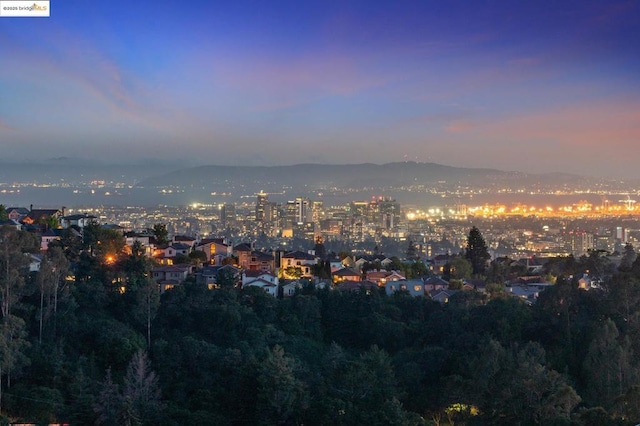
205, 48, 400, 112
0, 26, 177, 132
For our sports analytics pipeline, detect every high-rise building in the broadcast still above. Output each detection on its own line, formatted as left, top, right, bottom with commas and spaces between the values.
567, 231, 594, 255
295, 197, 311, 224
256, 191, 268, 222
220, 203, 236, 227
311, 200, 324, 223
378, 197, 401, 230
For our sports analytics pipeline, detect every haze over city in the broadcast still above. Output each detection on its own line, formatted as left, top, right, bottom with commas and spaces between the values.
2, 0, 639, 177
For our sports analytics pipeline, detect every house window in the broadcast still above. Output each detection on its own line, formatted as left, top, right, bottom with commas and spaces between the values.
414, 285, 422, 292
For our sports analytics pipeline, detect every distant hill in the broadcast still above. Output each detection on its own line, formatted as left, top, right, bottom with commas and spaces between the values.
0, 161, 633, 207
138, 162, 588, 189
0, 161, 176, 185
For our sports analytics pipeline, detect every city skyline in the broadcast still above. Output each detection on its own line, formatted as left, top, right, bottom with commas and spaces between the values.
1, 0, 639, 177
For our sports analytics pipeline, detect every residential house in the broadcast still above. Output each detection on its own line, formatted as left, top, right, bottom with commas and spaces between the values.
385, 279, 426, 297
366, 270, 405, 286
244, 279, 278, 297
40, 229, 61, 251
5, 207, 30, 222
29, 253, 43, 273
463, 279, 487, 293
506, 280, 552, 304
282, 280, 307, 297
164, 243, 191, 258
197, 264, 240, 289
332, 267, 361, 283
242, 270, 279, 287
431, 254, 451, 274
172, 235, 197, 248
281, 251, 317, 279
424, 276, 449, 292
196, 238, 232, 264
152, 265, 191, 292
430, 289, 459, 304
234, 243, 275, 272
61, 213, 97, 229
22, 208, 63, 227
328, 257, 344, 273
354, 255, 393, 272
341, 256, 356, 269
124, 232, 155, 256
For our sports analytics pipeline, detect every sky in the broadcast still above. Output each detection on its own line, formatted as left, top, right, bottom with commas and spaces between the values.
1, 0, 639, 177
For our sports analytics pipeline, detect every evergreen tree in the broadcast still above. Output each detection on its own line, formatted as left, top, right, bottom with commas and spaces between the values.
152, 224, 169, 247
465, 226, 490, 276
620, 243, 637, 271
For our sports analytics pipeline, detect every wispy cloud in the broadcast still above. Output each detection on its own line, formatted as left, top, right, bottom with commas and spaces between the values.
206, 48, 400, 112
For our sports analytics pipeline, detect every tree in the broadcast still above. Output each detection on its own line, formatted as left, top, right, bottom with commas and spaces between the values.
0, 205, 6, 221
405, 239, 418, 261
95, 350, 163, 426
188, 250, 207, 264
36, 247, 70, 343
119, 242, 158, 348
313, 236, 327, 260
0, 315, 30, 414
583, 319, 638, 409
94, 368, 123, 425
620, 243, 637, 271
48, 228, 82, 263
0, 226, 37, 319
256, 345, 306, 425
469, 340, 580, 424
122, 350, 163, 425
465, 227, 490, 276
152, 224, 169, 247
284, 267, 303, 280
133, 277, 160, 349
449, 257, 472, 280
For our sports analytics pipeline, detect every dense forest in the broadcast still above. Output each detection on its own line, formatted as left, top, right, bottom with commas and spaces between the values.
2, 223, 640, 425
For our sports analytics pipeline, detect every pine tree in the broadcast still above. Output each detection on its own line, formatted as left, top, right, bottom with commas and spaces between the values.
465, 226, 490, 276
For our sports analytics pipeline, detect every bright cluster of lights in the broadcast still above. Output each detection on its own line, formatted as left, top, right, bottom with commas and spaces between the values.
406, 199, 640, 219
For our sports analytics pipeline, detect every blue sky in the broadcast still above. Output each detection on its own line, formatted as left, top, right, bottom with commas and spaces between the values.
1, 0, 639, 177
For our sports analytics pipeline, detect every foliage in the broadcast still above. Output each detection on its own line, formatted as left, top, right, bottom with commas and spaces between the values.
1, 229, 640, 423
465, 226, 491, 276
152, 224, 169, 247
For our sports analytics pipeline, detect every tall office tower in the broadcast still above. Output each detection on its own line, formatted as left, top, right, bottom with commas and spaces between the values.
378, 197, 401, 229
311, 200, 324, 223
295, 197, 311, 224
220, 203, 236, 227
284, 200, 297, 228
350, 201, 369, 217
256, 191, 268, 222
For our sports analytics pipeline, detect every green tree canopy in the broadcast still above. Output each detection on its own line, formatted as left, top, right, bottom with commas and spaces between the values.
465, 226, 490, 276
